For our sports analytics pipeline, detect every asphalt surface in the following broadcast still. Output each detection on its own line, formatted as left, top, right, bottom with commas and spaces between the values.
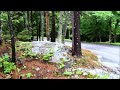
65, 42, 120, 69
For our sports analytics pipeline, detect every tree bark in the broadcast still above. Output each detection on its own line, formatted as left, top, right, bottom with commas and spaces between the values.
58, 11, 63, 43
51, 11, 56, 42
36, 11, 39, 41
46, 11, 50, 41
113, 19, 119, 43
72, 11, 82, 57
41, 11, 44, 41
108, 18, 112, 43
23, 11, 27, 30
0, 11, 2, 45
39, 11, 41, 41
8, 11, 16, 63
31, 11, 34, 40
63, 11, 70, 43
27, 11, 31, 31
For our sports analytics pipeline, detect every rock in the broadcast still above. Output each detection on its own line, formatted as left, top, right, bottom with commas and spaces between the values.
87, 70, 96, 75
83, 72, 88, 76
47, 70, 50, 73
32, 47, 40, 54
74, 75, 79, 79
36, 67, 40, 71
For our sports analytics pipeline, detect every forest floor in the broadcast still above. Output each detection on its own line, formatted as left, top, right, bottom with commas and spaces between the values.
0, 41, 120, 79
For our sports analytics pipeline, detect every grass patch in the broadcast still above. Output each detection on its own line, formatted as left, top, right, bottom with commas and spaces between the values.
81, 49, 100, 68
73, 49, 100, 69
65, 39, 72, 42
95, 42, 120, 46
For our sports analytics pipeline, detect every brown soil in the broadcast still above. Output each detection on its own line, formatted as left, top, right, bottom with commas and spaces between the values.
10, 59, 87, 79
11, 59, 69, 79
0, 42, 101, 79
0, 43, 11, 56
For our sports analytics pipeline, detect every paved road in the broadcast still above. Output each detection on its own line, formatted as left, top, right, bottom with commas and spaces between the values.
65, 42, 120, 69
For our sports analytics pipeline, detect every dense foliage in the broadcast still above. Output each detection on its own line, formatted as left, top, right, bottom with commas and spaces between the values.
0, 11, 120, 43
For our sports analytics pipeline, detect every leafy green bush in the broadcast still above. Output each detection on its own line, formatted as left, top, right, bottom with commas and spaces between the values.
42, 53, 53, 61
58, 58, 69, 69
75, 69, 83, 75
63, 71, 74, 76
96, 74, 109, 79
17, 30, 32, 41
2, 53, 9, 61
23, 51, 37, 58
0, 57, 3, 68
87, 72, 95, 78
3, 35, 11, 41
17, 35, 32, 41
58, 62, 65, 69
26, 72, 33, 79
3, 61, 16, 74
18, 29, 31, 35
0, 54, 16, 74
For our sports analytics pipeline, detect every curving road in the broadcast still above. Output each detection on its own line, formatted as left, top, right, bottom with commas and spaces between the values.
65, 42, 120, 72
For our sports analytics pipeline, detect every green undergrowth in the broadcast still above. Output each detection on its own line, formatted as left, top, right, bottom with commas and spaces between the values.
0, 53, 16, 74
15, 41, 41, 59
62, 68, 109, 79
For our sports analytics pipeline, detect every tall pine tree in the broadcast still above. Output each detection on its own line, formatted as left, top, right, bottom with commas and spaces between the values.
72, 11, 82, 57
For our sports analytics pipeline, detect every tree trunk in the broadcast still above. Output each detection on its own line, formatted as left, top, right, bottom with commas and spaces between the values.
66, 29, 69, 39
36, 12, 39, 41
68, 29, 70, 39
8, 11, 16, 63
108, 18, 112, 43
113, 19, 119, 43
46, 11, 50, 41
23, 11, 27, 29
27, 11, 31, 31
41, 11, 44, 41
51, 11, 56, 42
58, 11, 63, 43
63, 11, 70, 43
31, 11, 34, 40
0, 11, 2, 45
72, 11, 82, 57
39, 11, 41, 41
99, 34, 101, 42
64, 12, 68, 38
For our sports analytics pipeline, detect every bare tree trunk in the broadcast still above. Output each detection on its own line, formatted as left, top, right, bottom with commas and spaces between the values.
72, 11, 82, 57
41, 11, 44, 41
36, 11, 39, 41
58, 11, 63, 43
113, 19, 119, 43
23, 11, 27, 30
99, 34, 101, 42
39, 11, 41, 41
51, 11, 56, 42
8, 11, 16, 63
46, 11, 50, 41
27, 11, 31, 31
64, 12, 68, 38
31, 11, 34, 40
0, 11, 2, 45
62, 11, 69, 44
108, 18, 112, 43
68, 29, 70, 39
